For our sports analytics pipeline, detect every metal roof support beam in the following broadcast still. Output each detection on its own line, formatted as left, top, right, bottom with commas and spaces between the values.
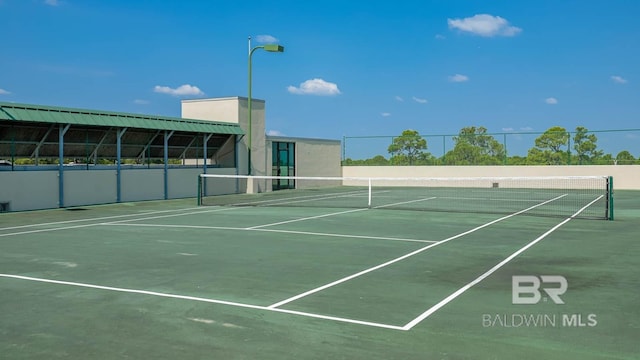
178, 135, 200, 164
137, 130, 162, 164
30, 124, 56, 165
58, 123, 70, 208
164, 130, 175, 200
89, 127, 113, 164
116, 127, 128, 203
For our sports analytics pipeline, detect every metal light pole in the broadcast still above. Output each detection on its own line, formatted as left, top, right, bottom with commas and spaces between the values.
247, 40, 284, 175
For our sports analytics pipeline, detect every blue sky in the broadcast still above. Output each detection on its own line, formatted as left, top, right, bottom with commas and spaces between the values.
1, 0, 639, 157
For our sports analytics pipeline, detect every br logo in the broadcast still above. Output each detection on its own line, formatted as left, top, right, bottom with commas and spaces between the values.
512, 275, 568, 305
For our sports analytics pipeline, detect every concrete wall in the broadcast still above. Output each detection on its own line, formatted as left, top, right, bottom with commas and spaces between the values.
181, 98, 240, 124
342, 165, 640, 190
181, 97, 267, 178
265, 136, 342, 189
0, 171, 59, 211
64, 170, 118, 207
121, 169, 164, 202
295, 138, 342, 178
0, 167, 238, 212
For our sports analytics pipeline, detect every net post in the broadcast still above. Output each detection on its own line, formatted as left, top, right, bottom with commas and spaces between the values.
608, 176, 614, 220
197, 174, 202, 206
367, 178, 372, 208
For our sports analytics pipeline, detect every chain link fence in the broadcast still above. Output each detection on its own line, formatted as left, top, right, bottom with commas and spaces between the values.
343, 129, 640, 166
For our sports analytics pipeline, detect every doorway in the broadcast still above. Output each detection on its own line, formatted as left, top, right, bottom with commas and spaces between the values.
272, 141, 295, 190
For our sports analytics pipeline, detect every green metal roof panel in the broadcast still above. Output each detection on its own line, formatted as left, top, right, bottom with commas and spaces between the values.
0, 102, 244, 135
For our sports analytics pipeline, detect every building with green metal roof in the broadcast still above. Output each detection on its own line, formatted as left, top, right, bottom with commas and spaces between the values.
0, 98, 342, 211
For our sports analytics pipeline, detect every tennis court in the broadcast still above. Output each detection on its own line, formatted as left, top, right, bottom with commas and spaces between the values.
1, 183, 638, 359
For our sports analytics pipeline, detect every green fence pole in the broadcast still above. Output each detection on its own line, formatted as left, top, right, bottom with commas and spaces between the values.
342, 136, 346, 163
503, 133, 507, 165
567, 133, 571, 165
442, 135, 446, 165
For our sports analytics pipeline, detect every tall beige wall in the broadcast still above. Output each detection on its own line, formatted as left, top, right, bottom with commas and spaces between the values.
342, 165, 640, 190
181, 98, 240, 123
266, 136, 342, 189
181, 97, 267, 177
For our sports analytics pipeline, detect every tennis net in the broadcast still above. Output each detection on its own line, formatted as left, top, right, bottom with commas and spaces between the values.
197, 174, 613, 220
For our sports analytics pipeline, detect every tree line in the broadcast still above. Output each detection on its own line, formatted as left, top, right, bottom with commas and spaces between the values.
343, 126, 639, 166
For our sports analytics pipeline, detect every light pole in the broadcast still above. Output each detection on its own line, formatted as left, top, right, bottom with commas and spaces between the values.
247, 42, 284, 175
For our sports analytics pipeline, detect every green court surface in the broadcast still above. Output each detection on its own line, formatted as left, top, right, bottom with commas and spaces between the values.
1, 191, 638, 359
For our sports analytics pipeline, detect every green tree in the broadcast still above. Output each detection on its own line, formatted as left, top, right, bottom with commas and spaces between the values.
527, 126, 569, 165
573, 126, 603, 164
388, 130, 428, 165
445, 126, 505, 165
616, 150, 636, 165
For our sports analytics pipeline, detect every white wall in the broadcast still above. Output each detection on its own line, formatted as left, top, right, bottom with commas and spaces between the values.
181, 97, 240, 123
64, 170, 117, 207
0, 166, 242, 212
181, 97, 267, 179
296, 139, 342, 178
342, 165, 640, 190
0, 171, 59, 211
265, 136, 342, 190
121, 169, 165, 202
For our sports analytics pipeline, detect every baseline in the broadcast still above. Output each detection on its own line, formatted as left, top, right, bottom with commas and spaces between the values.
0, 274, 405, 331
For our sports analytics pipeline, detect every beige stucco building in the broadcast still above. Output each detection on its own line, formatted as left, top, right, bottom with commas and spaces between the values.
182, 97, 342, 193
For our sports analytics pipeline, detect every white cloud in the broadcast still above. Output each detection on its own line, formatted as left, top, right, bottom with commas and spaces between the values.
521, 127, 533, 131
153, 84, 204, 96
381, 112, 391, 117
435, 34, 446, 40
412, 96, 428, 104
502, 127, 514, 132
611, 75, 628, 84
449, 74, 469, 82
448, 14, 522, 37
287, 78, 341, 96
44, 0, 60, 6
133, 99, 149, 105
267, 130, 285, 136
255, 35, 278, 44
0, 88, 10, 95
545, 97, 558, 104
395, 96, 404, 102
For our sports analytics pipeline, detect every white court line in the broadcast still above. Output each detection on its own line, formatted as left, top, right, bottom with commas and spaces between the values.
373, 197, 437, 208
0, 274, 405, 331
0, 223, 104, 238
103, 206, 241, 225
103, 223, 437, 244
233, 190, 368, 207
246, 208, 369, 230
247, 194, 437, 230
254, 228, 437, 244
0, 207, 238, 238
436, 196, 544, 202
267, 193, 568, 309
0, 206, 205, 231
402, 195, 604, 331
